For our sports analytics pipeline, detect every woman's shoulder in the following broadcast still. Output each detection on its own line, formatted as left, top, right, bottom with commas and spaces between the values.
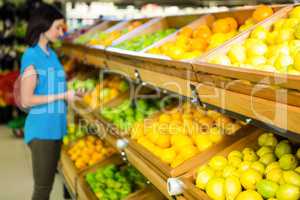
22, 46, 37, 59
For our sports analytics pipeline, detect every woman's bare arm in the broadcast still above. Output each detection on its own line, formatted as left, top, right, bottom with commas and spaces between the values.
20, 65, 74, 108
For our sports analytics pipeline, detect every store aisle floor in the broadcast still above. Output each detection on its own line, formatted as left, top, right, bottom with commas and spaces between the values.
0, 125, 64, 200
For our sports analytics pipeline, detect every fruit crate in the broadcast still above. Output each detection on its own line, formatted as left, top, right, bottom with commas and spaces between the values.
127, 126, 256, 178
97, 86, 177, 138
180, 128, 264, 200
59, 138, 119, 194
87, 18, 151, 50
70, 20, 120, 45
77, 155, 166, 200
144, 5, 284, 61
193, 5, 300, 91
198, 6, 293, 63
107, 15, 202, 57
64, 20, 104, 42
126, 102, 257, 178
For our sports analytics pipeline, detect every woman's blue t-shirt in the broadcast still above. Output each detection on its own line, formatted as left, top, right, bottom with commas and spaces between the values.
21, 44, 67, 144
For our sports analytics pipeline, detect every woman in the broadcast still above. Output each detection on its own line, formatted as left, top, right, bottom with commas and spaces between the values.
20, 4, 74, 200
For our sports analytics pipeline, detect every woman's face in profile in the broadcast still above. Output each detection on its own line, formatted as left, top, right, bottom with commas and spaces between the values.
45, 19, 65, 42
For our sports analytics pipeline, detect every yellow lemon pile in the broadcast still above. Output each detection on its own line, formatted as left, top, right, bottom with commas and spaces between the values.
131, 103, 242, 168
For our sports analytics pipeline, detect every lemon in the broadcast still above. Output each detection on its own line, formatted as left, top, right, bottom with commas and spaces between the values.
171, 155, 185, 168
159, 113, 172, 123
228, 44, 246, 64
171, 135, 193, 148
240, 169, 263, 190
155, 134, 171, 148
236, 190, 263, 200
221, 165, 236, 178
256, 179, 278, 198
209, 127, 224, 143
265, 162, 280, 175
229, 156, 243, 168
266, 168, 283, 184
276, 184, 300, 200
209, 155, 228, 170
194, 134, 213, 151
250, 26, 268, 41
206, 177, 225, 200
228, 150, 243, 160
196, 166, 215, 189
251, 161, 265, 174
238, 161, 252, 173
289, 6, 300, 18
246, 41, 268, 56
225, 176, 242, 200
209, 55, 231, 65
160, 148, 176, 164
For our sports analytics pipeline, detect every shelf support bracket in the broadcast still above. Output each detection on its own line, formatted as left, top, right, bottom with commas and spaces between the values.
167, 178, 185, 197
190, 83, 205, 109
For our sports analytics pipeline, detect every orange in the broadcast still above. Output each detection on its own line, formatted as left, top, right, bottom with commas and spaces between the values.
190, 38, 208, 51
92, 153, 103, 161
159, 113, 172, 123
95, 139, 103, 147
70, 154, 78, 161
88, 159, 98, 166
212, 19, 231, 33
81, 154, 90, 163
179, 27, 193, 38
171, 111, 182, 122
179, 144, 198, 160
87, 135, 96, 143
193, 25, 212, 40
225, 17, 238, 31
160, 148, 177, 164
95, 145, 103, 152
155, 134, 171, 149
252, 5, 273, 22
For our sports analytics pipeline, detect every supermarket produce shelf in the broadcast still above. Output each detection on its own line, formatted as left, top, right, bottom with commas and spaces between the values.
68, 103, 175, 199
60, 41, 300, 136
57, 4, 300, 136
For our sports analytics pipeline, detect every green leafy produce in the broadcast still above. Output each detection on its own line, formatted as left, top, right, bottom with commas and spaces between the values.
114, 29, 176, 51
85, 164, 147, 200
68, 78, 97, 91
74, 31, 108, 45
100, 99, 170, 131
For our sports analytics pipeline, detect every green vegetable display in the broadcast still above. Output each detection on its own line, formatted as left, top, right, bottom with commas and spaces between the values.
85, 164, 147, 200
68, 78, 97, 91
100, 99, 170, 131
114, 29, 176, 51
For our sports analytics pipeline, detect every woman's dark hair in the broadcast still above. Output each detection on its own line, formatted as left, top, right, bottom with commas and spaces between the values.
25, 3, 65, 46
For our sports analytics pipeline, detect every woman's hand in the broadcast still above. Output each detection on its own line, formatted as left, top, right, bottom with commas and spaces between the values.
64, 90, 76, 102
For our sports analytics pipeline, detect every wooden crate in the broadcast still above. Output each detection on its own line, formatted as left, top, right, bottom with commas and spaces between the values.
125, 147, 171, 199
127, 100, 258, 178
77, 154, 166, 200
180, 128, 263, 200
59, 148, 78, 195
60, 138, 119, 193
95, 86, 175, 137
64, 20, 104, 42
145, 5, 285, 60
192, 5, 300, 92
87, 18, 151, 50
107, 15, 200, 57
71, 20, 119, 43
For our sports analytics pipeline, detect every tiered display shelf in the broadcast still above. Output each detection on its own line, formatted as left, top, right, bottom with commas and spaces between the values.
59, 4, 300, 200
